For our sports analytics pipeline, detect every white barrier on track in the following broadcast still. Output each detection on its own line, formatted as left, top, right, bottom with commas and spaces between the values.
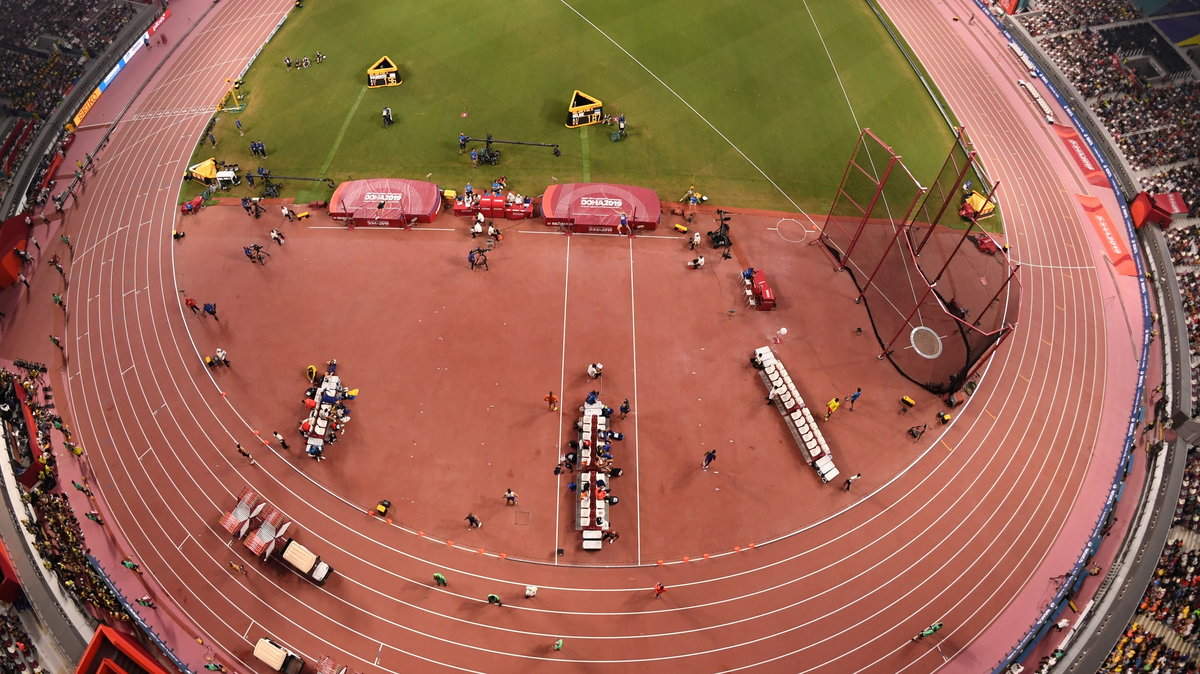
1017, 79, 1055, 124
1007, 41, 1038, 77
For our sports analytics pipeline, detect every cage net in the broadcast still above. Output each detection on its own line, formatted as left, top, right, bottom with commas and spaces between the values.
818, 128, 1019, 394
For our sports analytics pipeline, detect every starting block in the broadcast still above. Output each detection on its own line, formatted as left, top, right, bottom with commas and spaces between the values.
296, 211, 311, 221
673, 223, 689, 233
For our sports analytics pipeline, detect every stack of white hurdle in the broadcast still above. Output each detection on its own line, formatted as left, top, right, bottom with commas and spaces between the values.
753, 346, 839, 484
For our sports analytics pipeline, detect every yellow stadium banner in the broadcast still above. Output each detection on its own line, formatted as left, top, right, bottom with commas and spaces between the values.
73, 87, 103, 127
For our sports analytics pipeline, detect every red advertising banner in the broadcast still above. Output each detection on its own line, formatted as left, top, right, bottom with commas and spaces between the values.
1053, 124, 1109, 189
1075, 194, 1136, 276
1153, 192, 1189, 214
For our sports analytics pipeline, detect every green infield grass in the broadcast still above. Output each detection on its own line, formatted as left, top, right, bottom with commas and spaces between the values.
184, 0, 969, 219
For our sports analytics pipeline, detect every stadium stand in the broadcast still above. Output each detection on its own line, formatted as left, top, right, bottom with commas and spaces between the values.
1015, 0, 1200, 412
0, 0, 139, 203
999, 0, 1200, 667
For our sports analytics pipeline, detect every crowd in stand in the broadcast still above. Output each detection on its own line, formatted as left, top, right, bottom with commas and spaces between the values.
1038, 30, 1131, 99
1169, 267, 1200, 384
1016, 0, 1140, 37
1164, 219, 1200, 409
1097, 446, 1200, 669
1174, 448, 1200, 534
0, 609, 45, 674
0, 0, 137, 64
21, 489, 128, 622
1092, 81, 1200, 171
0, 0, 137, 119
1135, 538, 1200, 640
1018, 0, 1199, 175
0, 0, 139, 201
1102, 620, 1198, 673
1, 52, 86, 121
0, 368, 127, 631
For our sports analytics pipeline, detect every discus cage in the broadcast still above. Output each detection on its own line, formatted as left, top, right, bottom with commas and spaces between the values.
818, 128, 1019, 394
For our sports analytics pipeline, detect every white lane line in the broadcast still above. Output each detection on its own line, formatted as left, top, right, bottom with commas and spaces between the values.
1004, 258, 1092, 270
305, 226, 456, 231
138, 446, 153, 460
553, 236, 572, 564
122, 364, 135, 375
628, 237, 643, 565
78, 224, 130, 258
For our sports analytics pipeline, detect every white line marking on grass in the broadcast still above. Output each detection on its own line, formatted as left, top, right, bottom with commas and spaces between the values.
318, 85, 367, 177
800, 0, 863, 134
559, 0, 803, 213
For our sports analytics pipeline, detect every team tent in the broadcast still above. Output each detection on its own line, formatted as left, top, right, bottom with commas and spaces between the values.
329, 178, 441, 227
541, 183, 660, 233
188, 158, 218, 183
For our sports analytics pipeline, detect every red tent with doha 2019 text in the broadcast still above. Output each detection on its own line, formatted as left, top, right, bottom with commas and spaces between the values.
329, 178, 441, 227
542, 183, 660, 233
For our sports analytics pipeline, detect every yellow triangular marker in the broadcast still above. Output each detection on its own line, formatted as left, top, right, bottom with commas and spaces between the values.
566, 90, 604, 127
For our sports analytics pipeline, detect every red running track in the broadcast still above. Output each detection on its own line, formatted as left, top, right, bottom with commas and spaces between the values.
22, 0, 1147, 672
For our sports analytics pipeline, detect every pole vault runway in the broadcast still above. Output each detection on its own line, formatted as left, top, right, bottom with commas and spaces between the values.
52, 0, 1143, 671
